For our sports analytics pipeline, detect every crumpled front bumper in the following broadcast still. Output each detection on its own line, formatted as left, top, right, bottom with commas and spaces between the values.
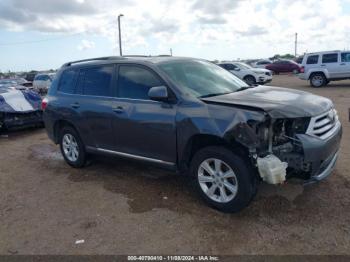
1, 110, 43, 129
296, 122, 342, 183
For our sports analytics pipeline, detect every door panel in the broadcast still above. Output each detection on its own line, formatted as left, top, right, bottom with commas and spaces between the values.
74, 95, 115, 149
72, 65, 116, 149
111, 99, 177, 163
339, 52, 350, 78
112, 64, 177, 163
321, 53, 341, 78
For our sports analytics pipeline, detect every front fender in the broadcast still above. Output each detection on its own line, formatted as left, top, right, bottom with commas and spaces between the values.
176, 101, 267, 164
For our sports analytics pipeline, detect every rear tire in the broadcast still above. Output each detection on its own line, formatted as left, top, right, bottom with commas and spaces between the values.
59, 126, 87, 168
310, 73, 327, 87
190, 146, 257, 213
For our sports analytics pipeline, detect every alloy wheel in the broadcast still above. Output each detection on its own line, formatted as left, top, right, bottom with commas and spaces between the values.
311, 75, 324, 87
62, 133, 79, 162
198, 158, 238, 203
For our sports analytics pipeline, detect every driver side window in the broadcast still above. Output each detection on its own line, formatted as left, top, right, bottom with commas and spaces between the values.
118, 65, 164, 100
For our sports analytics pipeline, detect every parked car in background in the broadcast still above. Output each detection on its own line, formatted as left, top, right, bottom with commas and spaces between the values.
43, 56, 341, 213
295, 56, 304, 65
298, 50, 350, 87
25, 72, 37, 83
0, 84, 42, 130
33, 73, 55, 95
266, 60, 301, 74
218, 62, 272, 85
253, 60, 272, 69
0, 79, 33, 90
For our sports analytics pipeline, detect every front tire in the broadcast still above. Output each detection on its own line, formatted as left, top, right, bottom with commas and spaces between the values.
310, 73, 327, 87
190, 146, 257, 213
243, 75, 256, 86
59, 126, 87, 168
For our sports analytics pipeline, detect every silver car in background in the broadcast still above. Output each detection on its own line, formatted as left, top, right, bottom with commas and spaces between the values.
33, 73, 56, 95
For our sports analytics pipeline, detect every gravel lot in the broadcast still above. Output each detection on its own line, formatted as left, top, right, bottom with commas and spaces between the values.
1, 75, 350, 255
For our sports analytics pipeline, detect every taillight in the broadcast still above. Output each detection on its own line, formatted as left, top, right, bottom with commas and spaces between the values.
300, 66, 305, 73
41, 97, 48, 111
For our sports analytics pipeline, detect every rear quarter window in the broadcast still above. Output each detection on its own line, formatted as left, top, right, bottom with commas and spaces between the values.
306, 55, 319, 64
58, 70, 78, 94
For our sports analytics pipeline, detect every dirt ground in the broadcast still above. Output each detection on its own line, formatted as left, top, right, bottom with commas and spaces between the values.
1, 75, 350, 255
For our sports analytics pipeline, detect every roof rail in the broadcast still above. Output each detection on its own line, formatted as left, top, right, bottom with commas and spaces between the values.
307, 50, 343, 54
62, 56, 124, 67
123, 55, 150, 58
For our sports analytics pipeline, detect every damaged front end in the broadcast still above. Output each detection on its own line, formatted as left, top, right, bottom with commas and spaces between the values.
249, 110, 341, 184
255, 117, 310, 184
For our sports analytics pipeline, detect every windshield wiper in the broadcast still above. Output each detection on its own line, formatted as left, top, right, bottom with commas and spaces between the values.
199, 92, 233, 98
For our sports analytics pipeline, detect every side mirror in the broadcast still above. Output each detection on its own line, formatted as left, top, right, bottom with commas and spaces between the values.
234, 68, 240, 71
148, 85, 169, 102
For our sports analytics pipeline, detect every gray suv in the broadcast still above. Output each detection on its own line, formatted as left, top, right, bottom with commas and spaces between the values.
43, 56, 342, 212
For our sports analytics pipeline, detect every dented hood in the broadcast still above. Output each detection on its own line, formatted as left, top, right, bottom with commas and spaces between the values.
201, 85, 333, 118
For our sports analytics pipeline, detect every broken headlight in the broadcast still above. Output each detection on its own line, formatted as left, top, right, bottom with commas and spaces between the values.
291, 117, 310, 134
272, 117, 310, 146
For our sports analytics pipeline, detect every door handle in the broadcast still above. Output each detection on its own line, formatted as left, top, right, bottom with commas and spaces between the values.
340, 63, 346, 65
71, 102, 80, 109
320, 64, 326, 66
112, 106, 124, 113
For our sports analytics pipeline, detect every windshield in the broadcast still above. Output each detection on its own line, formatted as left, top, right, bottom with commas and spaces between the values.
159, 60, 248, 98
235, 62, 252, 70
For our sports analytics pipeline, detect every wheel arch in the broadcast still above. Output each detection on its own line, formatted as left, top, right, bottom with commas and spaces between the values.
53, 119, 79, 144
308, 70, 329, 80
243, 74, 256, 80
178, 134, 249, 173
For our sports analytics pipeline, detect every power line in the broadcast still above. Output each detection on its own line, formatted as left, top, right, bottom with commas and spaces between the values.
0, 32, 83, 46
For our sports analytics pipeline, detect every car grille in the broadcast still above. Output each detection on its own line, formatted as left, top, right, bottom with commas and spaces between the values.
306, 109, 340, 139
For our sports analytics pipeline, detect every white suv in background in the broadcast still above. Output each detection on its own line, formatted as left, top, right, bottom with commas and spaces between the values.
33, 73, 56, 95
218, 62, 272, 85
299, 50, 350, 87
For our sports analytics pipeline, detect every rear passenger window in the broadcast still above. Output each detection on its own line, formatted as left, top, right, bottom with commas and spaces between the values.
322, 53, 338, 63
341, 52, 350, 62
306, 55, 319, 64
81, 66, 113, 96
58, 70, 78, 94
224, 64, 237, 70
118, 65, 163, 100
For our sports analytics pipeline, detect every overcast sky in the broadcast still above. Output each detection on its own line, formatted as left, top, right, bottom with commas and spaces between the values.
1, 0, 350, 71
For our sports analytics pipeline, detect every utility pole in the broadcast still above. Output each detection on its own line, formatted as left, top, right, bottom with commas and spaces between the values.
294, 32, 298, 58
118, 14, 124, 56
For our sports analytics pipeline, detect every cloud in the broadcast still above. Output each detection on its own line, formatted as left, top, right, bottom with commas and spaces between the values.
0, 0, 350, 60
191, 0, 243, 15
196, 15, 227, 25
236, 26, 268, 36
77, 39, 95, 50
10, 0, 97, 15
